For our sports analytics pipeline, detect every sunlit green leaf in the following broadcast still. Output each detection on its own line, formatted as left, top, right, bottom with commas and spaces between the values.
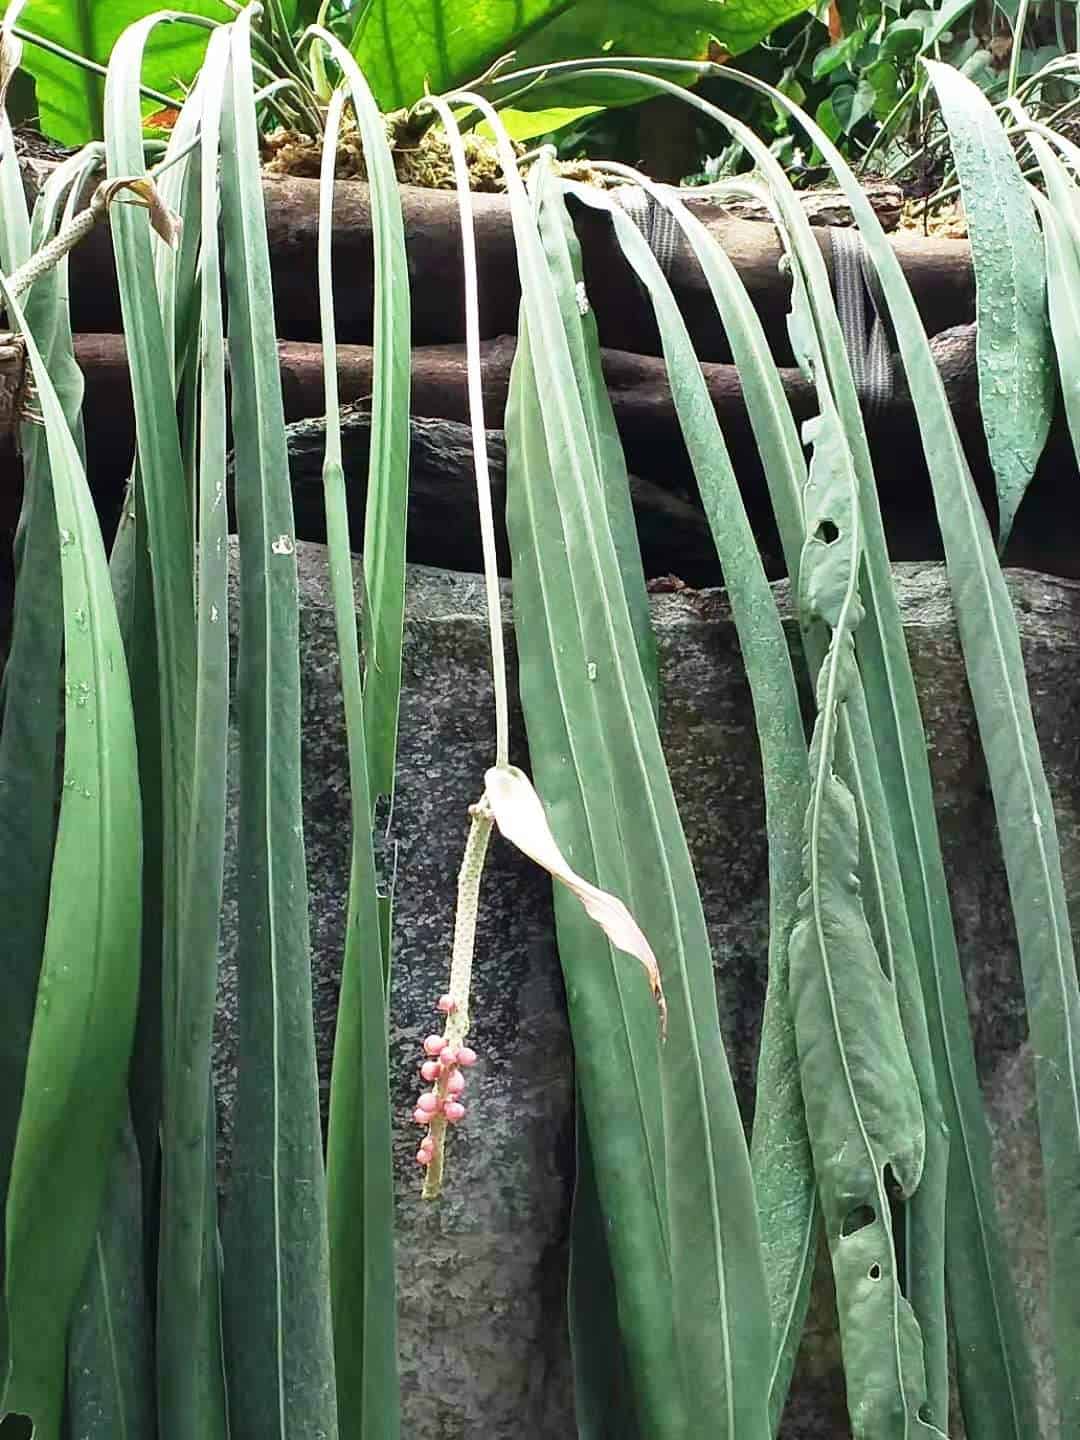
349, 0, 571, 109
2, 0, 233, 142
352, 0, 812, 111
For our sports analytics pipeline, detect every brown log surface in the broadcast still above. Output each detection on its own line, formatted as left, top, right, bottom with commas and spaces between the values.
60, 326, 1073, 579
69, 326, 981, 483
23, 161, 974, 364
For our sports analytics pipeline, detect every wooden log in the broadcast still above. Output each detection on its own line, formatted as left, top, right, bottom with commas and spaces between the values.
67, 326, 981, 487
8, 324, 1073, 574
265, 408, 720, 583
23, 160, 974, 364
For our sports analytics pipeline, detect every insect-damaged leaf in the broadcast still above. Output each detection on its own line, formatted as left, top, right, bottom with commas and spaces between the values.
790, 407, 943, 1440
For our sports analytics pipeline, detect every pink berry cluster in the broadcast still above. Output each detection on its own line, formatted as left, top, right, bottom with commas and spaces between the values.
413, 993, 478, 1168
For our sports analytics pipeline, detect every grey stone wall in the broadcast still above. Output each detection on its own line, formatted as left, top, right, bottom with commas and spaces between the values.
215, 546, 1080, 1437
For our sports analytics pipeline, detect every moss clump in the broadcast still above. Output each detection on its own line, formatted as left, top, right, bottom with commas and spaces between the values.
261, 111, 519, 190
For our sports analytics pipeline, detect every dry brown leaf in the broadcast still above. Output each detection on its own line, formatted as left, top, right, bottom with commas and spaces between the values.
484, 764, 666, 1033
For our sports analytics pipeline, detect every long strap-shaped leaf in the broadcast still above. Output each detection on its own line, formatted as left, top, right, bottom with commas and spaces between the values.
922, 60, 1053, 548
528, 168, 656, 1438
310, 39, 403, 1438
507, 319, 689, 1437
759, 66, 1080, 1436
682, 149, 941, 1433
22, 142, 159, 1440
66, 1117, 155, 1440
479, 105, 773, 1434
103, 19, 230, 1440
0, 270, 141, 1440
306, 24, 411, 975
299, 27, 409, 830
719, 164, 952, 1432
646, 67, 1019, 1435
592, 162, 820, 1424
496, 53, 1035, 1435
1026, 134, 1080, 467
594, 152, 948, 1431
163, 28, 232, 1440
569, 164, 814, 1413
218, 13, 338, 1438
0, 118, 63, 1391
795, 396, 943, 1440
532, 172, 657, 709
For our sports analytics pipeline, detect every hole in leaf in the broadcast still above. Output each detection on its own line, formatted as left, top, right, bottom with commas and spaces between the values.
1, 1417, 32, 1439
868, 1262, 882, 1281
841, 1203, 875, 1237
815, 519, 840, 545
918, 1405, 933, 1423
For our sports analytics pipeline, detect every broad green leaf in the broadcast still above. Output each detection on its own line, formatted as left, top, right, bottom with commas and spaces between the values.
490, 113, 773, 1435
923, 59, 1054, 547
352, 0, 812, 111
482, 102, 600, 139
349, 0, 572, 109
3, 0, 233, 143
748, 71, 1080, 1439
0, 268, 141, 1440
512, 0, 813, 109
218, 14, 338, 1437
310, 35, 402, 1439
919, 0, 977, 51
66, 1118, 154, 1440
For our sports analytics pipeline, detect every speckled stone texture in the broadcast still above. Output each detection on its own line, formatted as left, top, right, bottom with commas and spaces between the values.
214, 546, 1080, 1438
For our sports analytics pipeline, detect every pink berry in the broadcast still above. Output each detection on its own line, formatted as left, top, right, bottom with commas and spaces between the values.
457, 1047, 478, 1067
437, 993, 456, 1013
416, 1148, 431, 1166
423, 1034, 446, 1057
441, 1045, 459, 1066
444, 1100, 466, 1123
412, 1107, 430, 1125
447, 1071, 466, 1096
421, 1059, 440, 1082
417, 1091, 439, 1115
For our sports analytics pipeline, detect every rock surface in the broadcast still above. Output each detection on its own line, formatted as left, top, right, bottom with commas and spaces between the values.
214, 545, 1080, 1438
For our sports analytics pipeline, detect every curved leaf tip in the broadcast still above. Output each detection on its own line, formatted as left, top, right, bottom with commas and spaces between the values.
484, 764, 666, 1032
